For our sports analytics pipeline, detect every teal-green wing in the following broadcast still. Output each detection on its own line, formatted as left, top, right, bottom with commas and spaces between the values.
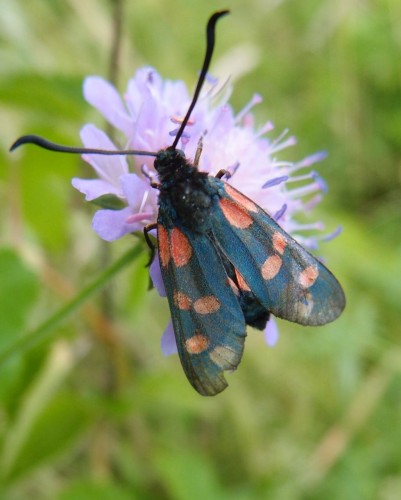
209, 179, 346, 326
157, 217, 246, 396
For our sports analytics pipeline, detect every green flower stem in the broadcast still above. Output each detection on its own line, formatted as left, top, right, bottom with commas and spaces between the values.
0, 244, 143, 367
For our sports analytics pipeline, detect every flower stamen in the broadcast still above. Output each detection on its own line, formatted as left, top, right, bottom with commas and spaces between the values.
322, 225, 342, 242
171, 116, 195, 126
168, 128, 191, 139
125, 212, 154, 224
274, 204, 287, 221
256, 120, 274, 138
139, 190, 150, 213
288, 180, 326, 198
303, 194, 323, 211
291, 221, 325, 232
235, 93, 263, 124
262, 175, 289, 189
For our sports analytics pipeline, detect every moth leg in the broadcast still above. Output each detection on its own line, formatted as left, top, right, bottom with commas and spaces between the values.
141, 164, 153, 181
215, 169, 231, 180
144, 222, 157, 266
141, 164, 161, 189
194, 136, 203, 167
216, 161, 239, 179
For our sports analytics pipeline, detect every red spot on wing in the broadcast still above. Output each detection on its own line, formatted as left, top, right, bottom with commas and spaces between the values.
158, 224, 170, 267
185, 332, 209, 354
261, 255, 282, 280
234, 268, 251, 292
193, 296, 221, 314
171, 228, 192, 267
272, 232, 287, 255
299, 266, 319, 288
174, 291, 192, 310
224, 184, 258, 213
219, 198, 253, 229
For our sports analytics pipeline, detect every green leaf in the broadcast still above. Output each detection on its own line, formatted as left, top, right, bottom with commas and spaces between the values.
0, 245, 143, 367
18, 147, 77, 251
0, 248, 38, 345
155, 451, 226, 500
91, 194, 126, 210
4, 391, 91, 482
125, 250, 150, 315
0, 74, 83, 122
59, 481, 134, 500
1, 347, 92, 483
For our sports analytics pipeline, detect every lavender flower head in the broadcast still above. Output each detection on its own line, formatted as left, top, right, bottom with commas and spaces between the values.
72, 67, 337, 354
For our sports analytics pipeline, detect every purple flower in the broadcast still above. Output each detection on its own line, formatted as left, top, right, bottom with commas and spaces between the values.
72, 67, 338, 355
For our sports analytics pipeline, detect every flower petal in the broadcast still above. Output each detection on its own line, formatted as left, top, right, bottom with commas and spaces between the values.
120, 173, 150, 208
125, 67, 164, 118
84, 76, 133, 136
264, 316, 279, 347
80, 125, 128, 188
71, 178, 122, 201
150, 254, 166, 297
161, 320, 178, 356
92, 207, 140, 241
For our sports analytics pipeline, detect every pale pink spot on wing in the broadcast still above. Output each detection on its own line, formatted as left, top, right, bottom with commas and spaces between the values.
224, 184, 258, 212
209, 345, 239, 369
299, 265, 319, 288
174, 291, 192, 310
261, 255, 282, 280
158, 224, 170, 267
272, 232, 287, 255
296, 292, 314, 316
219, 198, 253, 229
185, 332, 209, 354
193, 296, 221, 314
171, 227, 192, 267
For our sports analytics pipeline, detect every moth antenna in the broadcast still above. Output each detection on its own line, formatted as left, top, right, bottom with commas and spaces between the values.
171, 10, 229, 149
10, 10, 229, 158
9, 134, 158, 157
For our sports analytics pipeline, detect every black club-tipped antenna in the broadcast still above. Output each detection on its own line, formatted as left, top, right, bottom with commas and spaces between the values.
171, 9, 229, 149
9, 134, 158, 157
9, 10, 229, 158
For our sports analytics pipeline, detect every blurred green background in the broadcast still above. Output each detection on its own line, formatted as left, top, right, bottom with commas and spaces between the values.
1, 0, 401, 498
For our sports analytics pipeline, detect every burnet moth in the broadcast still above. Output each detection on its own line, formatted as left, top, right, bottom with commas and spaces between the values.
11, 11, 345, 396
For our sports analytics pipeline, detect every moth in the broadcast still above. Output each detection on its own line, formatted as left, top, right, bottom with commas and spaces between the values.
11, 10, 345, 396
